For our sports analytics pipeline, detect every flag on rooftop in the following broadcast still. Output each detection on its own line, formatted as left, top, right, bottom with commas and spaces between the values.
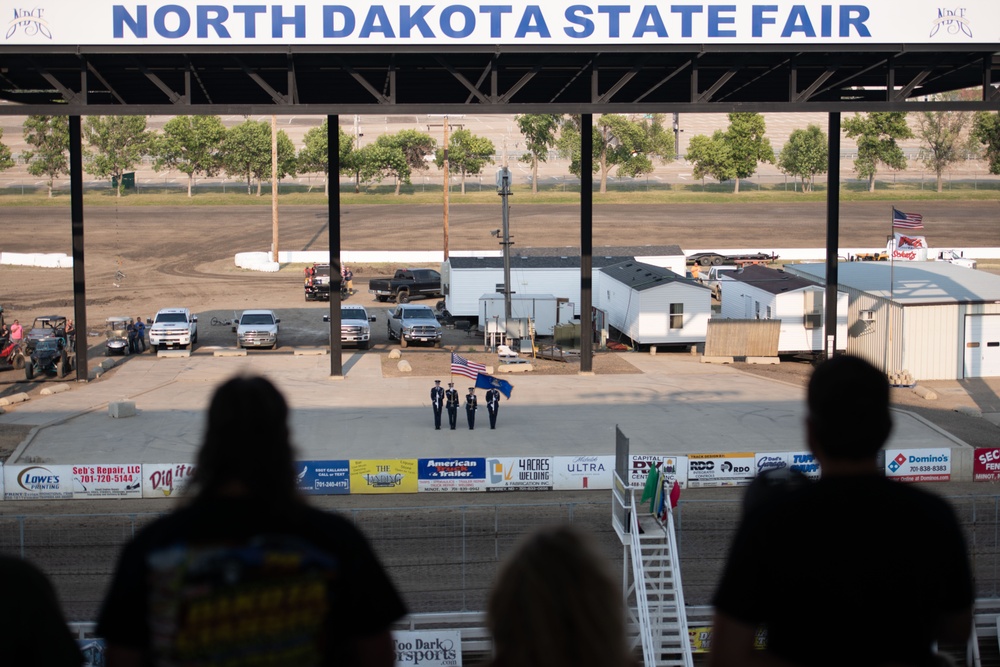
892, 207, 924, 229
451, 352, 486, 380
475, 373, 514, 400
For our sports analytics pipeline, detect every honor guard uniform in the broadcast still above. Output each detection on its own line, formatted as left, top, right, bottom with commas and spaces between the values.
430, 380, 445, 430
486, 387, 500, 429
465, 388, 478, 430
445, 382, 460, 430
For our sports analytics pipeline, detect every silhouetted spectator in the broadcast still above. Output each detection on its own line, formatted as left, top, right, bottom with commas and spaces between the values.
0, 556, 83, 666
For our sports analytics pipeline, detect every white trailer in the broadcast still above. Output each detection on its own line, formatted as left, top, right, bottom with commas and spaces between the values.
479, 294, 560, 336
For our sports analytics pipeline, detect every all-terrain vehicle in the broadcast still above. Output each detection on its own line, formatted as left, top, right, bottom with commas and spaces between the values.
105, 316, 132, 356
25, 337, 74, 380
24, 315, 68, 350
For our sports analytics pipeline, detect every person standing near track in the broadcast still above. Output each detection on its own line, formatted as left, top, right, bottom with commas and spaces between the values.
445, 381, 460, 430
430, 379, 444, 430
97, 375, 406, 667
465, 387, 478, 430
486, 386, 500, 429
709, 355, 974, 667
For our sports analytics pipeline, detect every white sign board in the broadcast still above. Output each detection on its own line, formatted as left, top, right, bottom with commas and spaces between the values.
3, 464, 74, 500
141, 463, 198, 498
885, 447, 952, 482
552, 455, 614, 490
686, 452, 755, 488
393, 630, 461, 667
485, 456, 552, 491
71, 464, 143, 499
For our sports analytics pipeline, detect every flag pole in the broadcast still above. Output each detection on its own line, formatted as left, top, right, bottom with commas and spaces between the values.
886, 206, 895, 376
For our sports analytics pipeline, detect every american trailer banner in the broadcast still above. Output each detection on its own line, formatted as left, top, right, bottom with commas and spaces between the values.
417, 457, 487, 492
885, 447, 952, 482
297, 460, 351, 495
2, 2, 997, 46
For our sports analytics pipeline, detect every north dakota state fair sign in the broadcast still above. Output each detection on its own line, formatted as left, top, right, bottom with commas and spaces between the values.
3, 1, 998, 46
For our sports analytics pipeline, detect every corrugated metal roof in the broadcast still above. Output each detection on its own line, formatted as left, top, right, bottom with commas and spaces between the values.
601, 261, 709, 292
516, 245, 685, 258
725, 264, 818, 294
449, 255, 634, 269
786, 262, 1000, 305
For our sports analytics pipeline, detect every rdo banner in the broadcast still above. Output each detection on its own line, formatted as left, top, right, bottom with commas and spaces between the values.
486, 457, 552, 491
351, 459, 418, 494
553, 455, 614, 490
417, 458, 487, 492
141, 463, 197, 498
885, 448, 952, 482
393, 630, 461, 667
686, 453, 755, 488
4, 464, 74, 500
296, 460, 351, 495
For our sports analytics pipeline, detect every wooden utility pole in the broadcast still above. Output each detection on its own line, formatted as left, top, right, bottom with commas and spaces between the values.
271, 114, 279, 263
443, 115, 450, 260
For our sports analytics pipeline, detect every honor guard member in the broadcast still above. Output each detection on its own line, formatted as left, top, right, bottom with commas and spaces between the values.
430, 380, 445, 430
486, 386, 501, 429
445, 382, 460, 430
465, 387, 478, 430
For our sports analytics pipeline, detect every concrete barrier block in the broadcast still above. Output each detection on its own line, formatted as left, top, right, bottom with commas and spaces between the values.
40, 384, 71, 396
293, 348, 328, 356
388, 349, 402, 359
0, 392, 30, 406
90, 367, 105, 380
214, 348, 248, 357
701, 356, 734, 364
109, 400, 137, 418
747, 356, 780, 365
498, 363, 533, 373
956, 405, 983, 418
912, 385, 938, 401
157, 349, 191, 358
397, 360, 412, 372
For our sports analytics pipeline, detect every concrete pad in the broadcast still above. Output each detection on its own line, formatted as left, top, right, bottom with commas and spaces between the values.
109, 401, 137, 418
701, 356, 734, 364
746, 357, 780, 365
214, 348, 248, 357
293, 348, 328, 356
0, 392, 30, 406
40, 384, 71, 396
157, 349, 191, 358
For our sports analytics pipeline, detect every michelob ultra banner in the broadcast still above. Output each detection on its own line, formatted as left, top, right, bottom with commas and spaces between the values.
552, 455, 614, 490
351, 459, 418, 494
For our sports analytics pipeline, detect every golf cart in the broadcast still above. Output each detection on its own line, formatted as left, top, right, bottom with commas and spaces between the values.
25, 337, 73, 380
105, 316, 132, 356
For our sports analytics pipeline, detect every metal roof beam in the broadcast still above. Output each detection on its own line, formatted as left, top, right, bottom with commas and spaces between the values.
234, 57, 289, 105
134, 59, 184, 104
696, 69, 737, 103
893, 69, 932, 101
84, 60, 127, 105
793, 68, 836, 103
27, 58, 78, 103
435, 56, 491, 105
633, 57, 696, 104
332, 58, 391, 104
596, 57, 647, 104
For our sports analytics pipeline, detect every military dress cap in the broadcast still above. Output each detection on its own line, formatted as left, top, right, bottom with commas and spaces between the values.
434, 380, 441, 383
468, 387, 475, 391
448, 382, 454, 386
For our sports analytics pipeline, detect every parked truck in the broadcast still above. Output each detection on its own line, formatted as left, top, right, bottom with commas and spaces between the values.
686, 251, 778, 267
368, 268, 442, 303
148, 308, 198, 351
936, 250, 977, 269
304, 263, 333, 301
386, 304, 443, 347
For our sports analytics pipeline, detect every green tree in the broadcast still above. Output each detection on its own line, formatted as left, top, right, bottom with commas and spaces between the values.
297, 120, 354, 196
971, 112, 1000, 175
22, 116, 69, 197
842, 112, 913, 192
685, 132, 736, 185
916, 110, 971, 193
353, 142, 409, 191
724, 113, 775, 193
152, 115, 226, 197
222, 120, 296, 196
434, 128, 495, 194
777, 124, 828, 192
375, 129, 435, 195
558, 114, 673, 193
0, 127, 15, 174
82, 115, 152, 197
515, 114, 561, 193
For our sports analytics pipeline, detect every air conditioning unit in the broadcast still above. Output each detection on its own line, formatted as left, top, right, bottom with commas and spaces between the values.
860, 310, 875, 322
803, 313, 822, 329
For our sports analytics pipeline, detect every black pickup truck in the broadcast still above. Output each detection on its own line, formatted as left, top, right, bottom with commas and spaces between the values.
368, 268, 442, 303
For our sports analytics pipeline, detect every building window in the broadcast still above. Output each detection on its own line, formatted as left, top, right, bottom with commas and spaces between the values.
804, 289, 823, 329
766, 306, 772, 320
669, 303, 683, 329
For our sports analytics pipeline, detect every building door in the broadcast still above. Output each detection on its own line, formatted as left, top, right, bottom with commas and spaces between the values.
964, 314, 1000, 378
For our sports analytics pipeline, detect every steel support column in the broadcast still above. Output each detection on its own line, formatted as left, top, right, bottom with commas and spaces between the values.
69, 116, 88, 382
580, 114, 593, 374
328, 115, 343, 377
824, 112, 841, 360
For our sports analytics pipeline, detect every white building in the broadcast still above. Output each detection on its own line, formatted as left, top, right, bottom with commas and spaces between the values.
786, 262, 1000, 379
718, 265, 848, 354
599, 261, 712, 347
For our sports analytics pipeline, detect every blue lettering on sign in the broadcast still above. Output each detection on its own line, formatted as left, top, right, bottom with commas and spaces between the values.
324, 6, 354, 38
272, 4, 305, 38
515, 5, 549, 38
752, 5, 777, 37
672, 5, 704, 38
633, 5, 668, 38
233, 5, 266, 38
440, 5, 475, 38
360, 5, 395, 38
399, 4, 434, 38
598, 5, 629, 39
708, 5, 736, 38
564, 5, 594, 38
197, 5, 230, 38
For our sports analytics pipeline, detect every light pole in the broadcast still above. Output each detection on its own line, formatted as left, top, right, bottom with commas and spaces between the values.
496, 167, 514, 321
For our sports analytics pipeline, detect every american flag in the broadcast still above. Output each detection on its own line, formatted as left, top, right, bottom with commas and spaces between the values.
451, 352, 486, 380
892, 207, 924, 229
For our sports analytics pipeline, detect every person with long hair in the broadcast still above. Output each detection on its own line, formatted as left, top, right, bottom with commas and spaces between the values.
97, 375, 406, 667
485, 525, 635, 667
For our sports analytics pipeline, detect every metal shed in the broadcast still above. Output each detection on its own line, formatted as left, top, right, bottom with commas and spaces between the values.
718, 265, 848, 354
786, 262, 1000, 380
599, 261, 712, 347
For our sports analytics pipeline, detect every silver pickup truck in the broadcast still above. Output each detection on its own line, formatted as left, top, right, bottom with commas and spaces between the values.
324, 305, 376, 349
386, 304, 443, 348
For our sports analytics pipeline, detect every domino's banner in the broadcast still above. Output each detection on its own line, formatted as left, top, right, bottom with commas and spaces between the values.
3, 2, 997, 46
885, 447, 952, 482
552, 455, 614, 490
755, 451, 822, 480
417, 458, 487, 492
297, 460, 351, 495
4, 464, 74, 500
485, 456, 552, 491
141, 463, 198, 498
686, 452, 755, 488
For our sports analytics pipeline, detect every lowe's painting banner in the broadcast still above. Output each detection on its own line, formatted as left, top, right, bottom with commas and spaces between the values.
486, 457, 552, 491
351, 459, 418, 494
755, 451, 821, 480
393, 630, 462, 667
4, 464, 74, 500
687, 453, 755, 488
627, 455, 686, 490
4, 2, 999, 46
297, 460, 351, 495
141, 463, 197, 498
885, 448, 952, 482
418, 458, 487, 492
72, 464, 143, 498
553, 455, 614, 490
974, 448, 1000, 482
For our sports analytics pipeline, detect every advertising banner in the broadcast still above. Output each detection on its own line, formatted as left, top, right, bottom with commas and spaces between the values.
686, 452, 755, 488
552, 455, 614, 490
71, 464, 143, 499
417, 458, 487, 492
393, 630, 461, 667
973, 447, 1000, 482
297, 460, 351, 495
141, 463, 197, 498
885, 447, 952, 482
0, 462, 4, 499
350, 459, 418, 494
3, 464, 74, 500
755, 451, 822, 480
485, 457, 552, 492
627, 455, 686, 490
891, 233, 929, 261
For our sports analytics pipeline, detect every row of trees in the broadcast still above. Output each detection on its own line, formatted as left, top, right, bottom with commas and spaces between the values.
2, 110, 1000, 197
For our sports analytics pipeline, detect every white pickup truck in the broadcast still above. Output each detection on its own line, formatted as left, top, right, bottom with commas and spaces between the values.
936, 250, 977, 269
148, 308, 198, 351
